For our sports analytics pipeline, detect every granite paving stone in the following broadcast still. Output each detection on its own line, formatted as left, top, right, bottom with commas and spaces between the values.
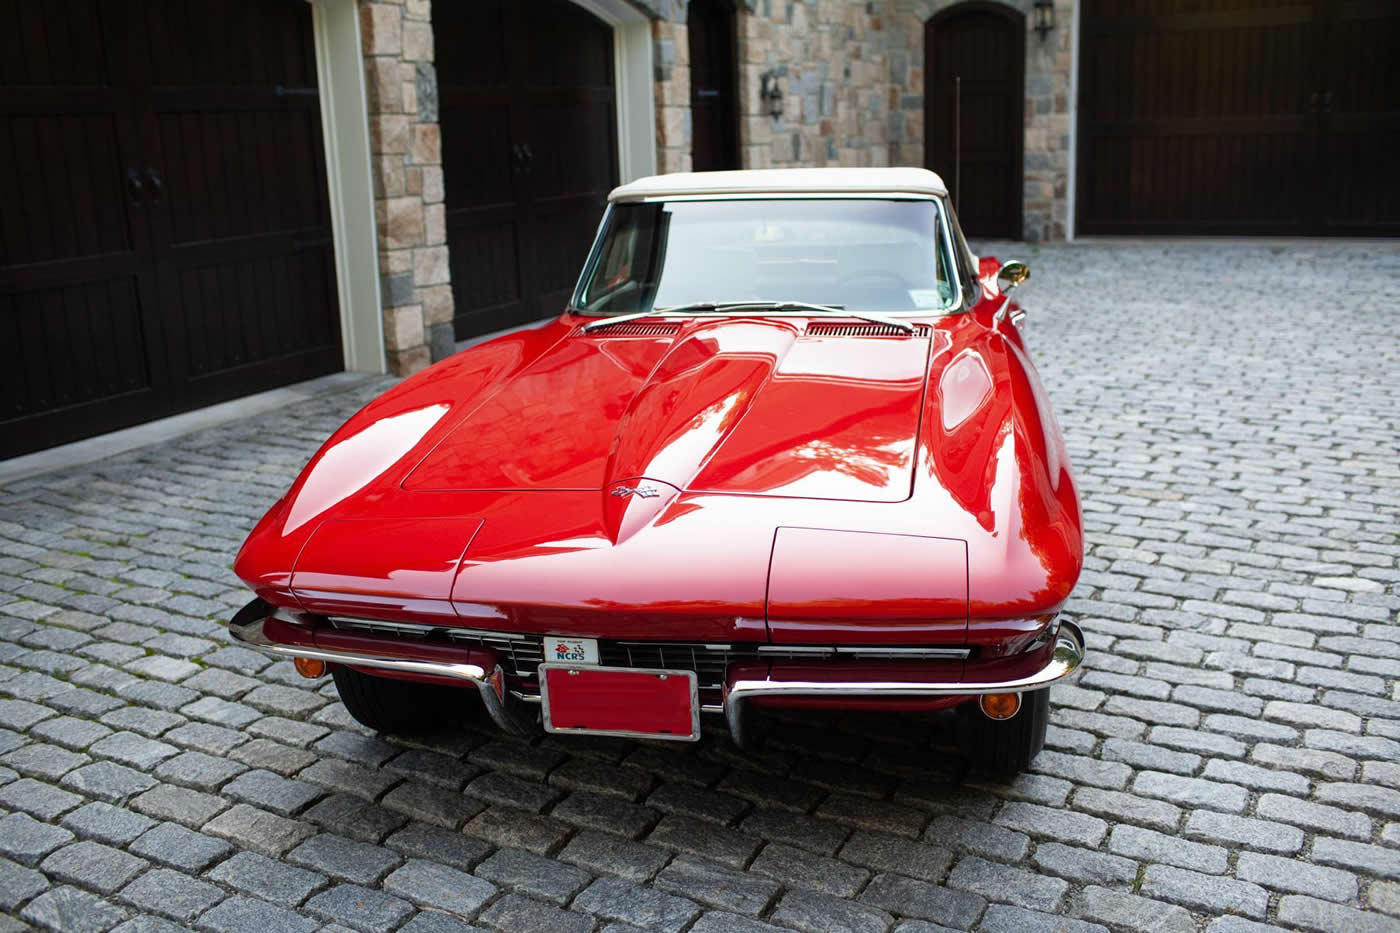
382, 859, 497, 916
60, 760, 158, 803
21, 884, 128, 933
653, 855, 781, 917
573, 876, 702, 932
474, 846, 592, 904
0, 810, 75, 865
383, 780, 485, 829
39, 839, 148, 894
303, 884, 414, 932
129, 782, 227, 825
1142, 864, 1269, 918
207, 850, 328, 907
558, 827, 671, 882
129, 821, 233, 871
0, 776, 84, 819
196, 895, 319, 933
770, 889, 892, 933
0, 855, 47, 911
859, 872, 986, 929
286, 832, 402, 884
302, 791, 407, 843
477, 893, 592, 933
384, 822, 493, 872
201, 802, 317, 857
116, 868, 225, 922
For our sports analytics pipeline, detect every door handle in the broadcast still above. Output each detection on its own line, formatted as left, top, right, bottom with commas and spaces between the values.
146, 168, 162, 202
126, 168, 144, 199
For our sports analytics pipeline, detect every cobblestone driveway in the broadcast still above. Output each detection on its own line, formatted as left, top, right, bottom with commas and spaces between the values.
2, 243, 1398, 933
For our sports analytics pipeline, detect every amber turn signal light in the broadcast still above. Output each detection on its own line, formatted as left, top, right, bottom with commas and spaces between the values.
294, 657, 327, 679
979, 692, 1021, 720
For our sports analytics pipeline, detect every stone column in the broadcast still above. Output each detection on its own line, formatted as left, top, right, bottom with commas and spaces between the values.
653, 19, 692, 174
360, 0, 452, 376
1022, 0, 1074, 242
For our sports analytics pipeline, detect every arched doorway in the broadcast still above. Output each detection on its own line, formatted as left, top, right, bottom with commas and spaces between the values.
436, 0, 619, 340
925, 3, 1025, 239
688, 0, 740, 171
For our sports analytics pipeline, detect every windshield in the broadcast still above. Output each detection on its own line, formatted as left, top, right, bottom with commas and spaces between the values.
573, 198, 961, 316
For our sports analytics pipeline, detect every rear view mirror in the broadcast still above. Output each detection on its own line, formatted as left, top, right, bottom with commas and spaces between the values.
996, 260, 1030, 293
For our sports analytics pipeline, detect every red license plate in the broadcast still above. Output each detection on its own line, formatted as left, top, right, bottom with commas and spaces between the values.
539, 664, 700, 741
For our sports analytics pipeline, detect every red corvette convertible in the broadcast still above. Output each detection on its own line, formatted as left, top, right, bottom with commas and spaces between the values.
230, 168, 1084, 774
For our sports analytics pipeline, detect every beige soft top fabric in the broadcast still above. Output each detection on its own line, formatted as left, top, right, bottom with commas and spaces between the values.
609, 167, 949, 202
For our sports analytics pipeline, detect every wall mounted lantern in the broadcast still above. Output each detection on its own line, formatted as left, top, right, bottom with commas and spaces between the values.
1033, 0, 1055, 42
760, 71, 784, 119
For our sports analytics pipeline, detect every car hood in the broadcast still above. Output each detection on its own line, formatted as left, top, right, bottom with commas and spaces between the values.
402, 318, 933, 502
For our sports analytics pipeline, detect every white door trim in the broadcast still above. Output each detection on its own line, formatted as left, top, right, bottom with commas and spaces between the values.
309, 0, 386, 373
1065, 0, 1080, 240
570, 0, 659, 184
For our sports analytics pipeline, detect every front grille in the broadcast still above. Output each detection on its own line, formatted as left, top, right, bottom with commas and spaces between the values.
601, 642, 758, 691
326, 618, 966, 692
805, 322, 931, 337
327, 618, 544, 678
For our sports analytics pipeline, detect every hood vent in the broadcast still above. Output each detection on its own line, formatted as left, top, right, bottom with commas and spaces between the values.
805, 321, 931, 338
575, 321, 682, 337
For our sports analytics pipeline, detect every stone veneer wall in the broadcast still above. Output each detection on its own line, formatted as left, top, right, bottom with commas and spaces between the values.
360, 0, 453, 376
652, 0, 1075, 241
652, 0, 906, 173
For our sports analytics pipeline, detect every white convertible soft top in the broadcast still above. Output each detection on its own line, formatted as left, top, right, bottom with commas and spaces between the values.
609, 167, 949, 202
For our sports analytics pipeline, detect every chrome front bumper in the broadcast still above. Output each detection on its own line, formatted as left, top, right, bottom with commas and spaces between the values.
722, 619, 1084, 744
227, 600, 1085, 744
227, 603, 538, 736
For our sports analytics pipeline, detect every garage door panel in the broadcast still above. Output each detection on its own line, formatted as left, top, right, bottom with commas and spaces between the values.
448, 220, 528, 330
153, 105, 327, 246
2, 277, 153, 420
524, 93, 616, 203
529, 196, 607, 310
439, 0, 618, 341
1078, 0, 1399, 235
525, 0, 614, 89
442, 94, 515, 213
1, 0, 341, 457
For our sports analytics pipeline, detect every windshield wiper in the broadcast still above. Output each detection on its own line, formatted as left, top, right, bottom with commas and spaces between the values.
709, 300, 916, 334
579, 302, 714, 332
580, 300, 915, 334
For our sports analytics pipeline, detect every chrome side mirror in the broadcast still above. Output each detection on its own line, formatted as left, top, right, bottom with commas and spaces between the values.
996, 259, 1030, 293
994, 260, 1030, 326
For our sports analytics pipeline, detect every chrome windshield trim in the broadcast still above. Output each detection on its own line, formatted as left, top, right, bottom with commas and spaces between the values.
570, 195, 965, 319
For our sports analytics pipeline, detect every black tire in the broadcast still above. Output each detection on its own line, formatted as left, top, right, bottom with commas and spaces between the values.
955, 687, 1050, 776
331, 666, 477, 734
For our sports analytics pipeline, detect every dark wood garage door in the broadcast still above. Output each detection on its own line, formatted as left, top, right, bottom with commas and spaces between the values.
0, 0, 342, 458
1078, 0, 1400, 236
925, 3, 1025, 239
436, 0, 619, 342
